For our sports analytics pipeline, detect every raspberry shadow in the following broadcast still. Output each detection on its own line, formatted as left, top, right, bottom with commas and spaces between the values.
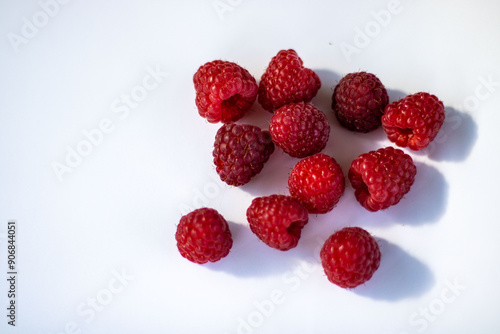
420, 107, 478, 162
204, 220, 304, 277
354, 238, 435, 301
382, 90, 477, 162
386, 162, 448, 225
239, 149, 297, 197
311, 68, 342, 110
386, 88, 407, 103
331, 162, 448, 228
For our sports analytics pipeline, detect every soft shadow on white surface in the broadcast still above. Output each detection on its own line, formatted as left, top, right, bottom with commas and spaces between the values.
355, 238, 434, 301
386, 88, 407, 103
205, 221, 300, 277
383, 90, 478, 163
240, 150, 297, 197
323, 124, 389, 172
384, 162, 448, 225
308, 162, 449, 230
314, 68, 342, 95
312, 68, 342, 117
422, 107, 478, 162
236, 102, 273, 130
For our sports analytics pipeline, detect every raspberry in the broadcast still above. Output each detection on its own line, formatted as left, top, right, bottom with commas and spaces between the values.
381, 92, 445, 150
193, 60, 258, 123
258, 49, 321, 112
348, 146, 417, 212
247, 194, 309, 251
320, 227, 381, 289
332, 71, 388, 132
175, 208, 233, 264
269, 102, 330, 158
288, 153, 345, 214
213, 123, 275, 186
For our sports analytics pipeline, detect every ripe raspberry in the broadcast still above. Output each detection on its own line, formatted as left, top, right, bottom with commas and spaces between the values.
381, 92, 445, 150
320, 227, 381, 289
193, 60, 258, 123
269, 102, 330, 158
213, 123, 275, 186
288, 153, 345, 214
247, 194, 309, 251
175, 208, 233, 264
349, 146, 417, 212
332, 71, 388, 132
258, 49, 321, 112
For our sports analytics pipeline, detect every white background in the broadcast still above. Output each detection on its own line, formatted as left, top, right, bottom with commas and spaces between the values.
1, 0, 499, 333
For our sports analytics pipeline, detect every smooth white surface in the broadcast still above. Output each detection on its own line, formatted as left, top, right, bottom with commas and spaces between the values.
1, 1, 499, 333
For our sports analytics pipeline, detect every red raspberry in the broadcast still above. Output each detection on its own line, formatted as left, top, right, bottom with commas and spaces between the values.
381, 92, 445, 150
193, 60, 258, 123
175, 208, 233, 264
258, 49, 321, 112
213, 123, 275, 186
320, 227, 381, 289
269, 102, 330, 158
332, 71, 388, 132
288, 153, 345, 214
349, 146, 417, 212
246, 194, 309, 251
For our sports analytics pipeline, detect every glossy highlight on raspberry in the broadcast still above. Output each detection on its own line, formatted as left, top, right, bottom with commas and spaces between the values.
288, 153, 345, 214
382, 92, 445, 150
247, 194, 309, 251
320, 227, 381, 288
269, 102, 330, 158
258, 49, 321, 112
349, 146, 417, 212
194, 60, 258, 123
175, 208, 233, 264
